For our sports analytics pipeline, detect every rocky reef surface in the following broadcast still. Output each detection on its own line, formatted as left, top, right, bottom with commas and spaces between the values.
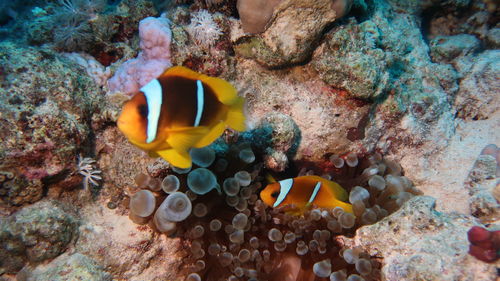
0, 0, 499, 280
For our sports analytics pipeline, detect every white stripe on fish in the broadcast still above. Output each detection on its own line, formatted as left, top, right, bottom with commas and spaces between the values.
274, 178, 294, 208
308, 182, 322, 204
194, 80, 204, 127
141, 79, 163, 143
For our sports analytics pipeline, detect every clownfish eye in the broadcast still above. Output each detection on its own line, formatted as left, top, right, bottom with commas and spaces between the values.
138, 104, 148, 118
271, 191, 279, 199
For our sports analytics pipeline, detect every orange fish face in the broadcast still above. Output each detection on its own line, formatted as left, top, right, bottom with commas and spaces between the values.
260, 182, 281, 207
117, 93, 148, 145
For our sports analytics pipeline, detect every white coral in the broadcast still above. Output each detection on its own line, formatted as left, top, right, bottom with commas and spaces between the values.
77, 155, 101, 190
186, 10, 223, 48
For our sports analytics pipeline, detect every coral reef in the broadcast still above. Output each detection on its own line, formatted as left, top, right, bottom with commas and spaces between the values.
311, 20, 388, 100
0, 42, 106, 209
0, 0, 498, 280
1, 0, 159, 73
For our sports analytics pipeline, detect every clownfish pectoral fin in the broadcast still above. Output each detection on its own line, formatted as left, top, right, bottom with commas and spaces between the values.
225, 97, 246, 131
156, 148, 192, 169
166, 126, 210, 152
194, 121, 226, 148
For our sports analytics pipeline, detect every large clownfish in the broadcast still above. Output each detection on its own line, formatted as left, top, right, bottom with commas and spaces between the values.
260, 175, 353, 214
117, 66, 245, 168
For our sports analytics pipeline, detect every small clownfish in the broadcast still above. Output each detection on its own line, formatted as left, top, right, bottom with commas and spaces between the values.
117, 66, 245, 168
260, 175, 354, 214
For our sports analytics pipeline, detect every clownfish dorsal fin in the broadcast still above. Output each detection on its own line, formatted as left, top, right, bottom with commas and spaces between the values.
194, 121, 226, 148
161, 66, 202, 80
322, 179, 349, 202
161, 66, 239, 105
156, 148, 192, 169
166, 126, 210, 153
200, 76, 239, 105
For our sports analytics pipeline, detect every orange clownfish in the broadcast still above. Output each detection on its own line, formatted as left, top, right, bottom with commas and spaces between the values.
117, 66, 245, 168
260, 175, 353, 214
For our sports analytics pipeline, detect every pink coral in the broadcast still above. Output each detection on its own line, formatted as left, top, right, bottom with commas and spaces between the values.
108, 15, 172, 94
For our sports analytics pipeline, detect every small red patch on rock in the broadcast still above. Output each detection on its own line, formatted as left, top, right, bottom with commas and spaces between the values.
467, 226, 500, 263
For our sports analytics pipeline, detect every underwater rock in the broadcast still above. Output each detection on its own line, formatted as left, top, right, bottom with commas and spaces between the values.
236, 0, 282, 34
354, 196, 497, 281
429, 34, 481, 63
234, 60, 371, 162
234, 0, 353, 68
0, 42, 106, 208
385, 0, 470, 15
426, 1, 494, 41
94, 126, 162, 205
465, 151, 499, 221
454, 50, 500, 121
333, 1, 458, 153
241, 112, 300, 171
22, 253, 111, 281
485, 28, 500, 48
311, 20, 388, 100
75, 202, 183, 280
0, 200, 78, 274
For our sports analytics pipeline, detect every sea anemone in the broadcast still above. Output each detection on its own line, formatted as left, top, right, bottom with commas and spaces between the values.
185, 9, 223, 48
53, 0, 107, 51
126, 139, 420, 280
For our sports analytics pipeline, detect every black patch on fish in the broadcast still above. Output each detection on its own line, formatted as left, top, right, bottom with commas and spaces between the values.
157, 75, 224, 128
271, 191, 279, 198
138, 104, 148, 118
